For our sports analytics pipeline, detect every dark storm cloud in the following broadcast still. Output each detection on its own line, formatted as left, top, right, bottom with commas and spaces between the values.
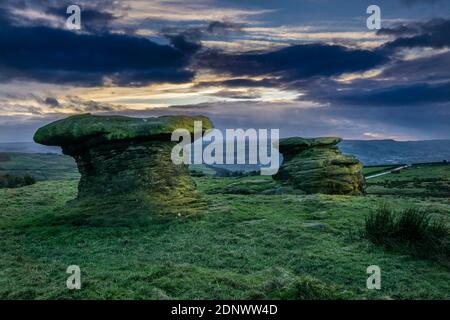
0, 11, 195, 87
380, 18, 450, 50
381, 51, 450, 82
166, 34, 203, 55
45, 6, 121, 33
0, 0, 126, 31
292, 18, 450, 107
195, 44, 387, 82
162, 20, 244, 55
377, 24, 420, 37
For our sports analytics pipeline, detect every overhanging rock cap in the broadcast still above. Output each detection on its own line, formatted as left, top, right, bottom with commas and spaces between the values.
277, 137, 342, 154
34, 114, 213, 146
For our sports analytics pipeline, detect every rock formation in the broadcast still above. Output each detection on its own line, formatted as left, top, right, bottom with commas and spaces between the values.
274, 137, 365, 195
34, 114, 213, 215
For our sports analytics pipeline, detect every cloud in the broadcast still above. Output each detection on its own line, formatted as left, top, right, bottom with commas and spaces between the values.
63, 96, 126, 112
0, 0, 127, 31
44, 5, 122, 33
0, 5, 196, 87
195, 44, 387, 82
206, 21, 243, 35
195, 78, 278, 89
206, 89, 262, 100
29, 94, 125, 113
381, 18, 450, 50
162, 19, 245, 53
380, 50, 450, 82
44, 97, 60, 107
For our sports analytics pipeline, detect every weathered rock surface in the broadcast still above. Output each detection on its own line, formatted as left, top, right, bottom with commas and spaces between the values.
274, 137, 365, 195
34, 114, 213, 215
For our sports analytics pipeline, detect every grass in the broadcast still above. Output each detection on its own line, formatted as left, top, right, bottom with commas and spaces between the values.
365, 164, 450, 197
362, 165, 398, 176
365, 205, 449, 262
0, 152, 78, 181
0, 173, 35, 189
0, 157, 449, 300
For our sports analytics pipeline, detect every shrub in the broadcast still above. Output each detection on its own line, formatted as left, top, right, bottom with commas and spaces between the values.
0, 153, 11, 162
365, 205, 449, 260
23, 174, 36, 186
0, 173, 36, 189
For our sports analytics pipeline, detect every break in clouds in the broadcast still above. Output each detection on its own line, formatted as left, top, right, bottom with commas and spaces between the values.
0, 0, 450, 141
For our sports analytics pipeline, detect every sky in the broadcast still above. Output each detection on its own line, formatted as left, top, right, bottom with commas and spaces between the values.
0, 0, 450, 142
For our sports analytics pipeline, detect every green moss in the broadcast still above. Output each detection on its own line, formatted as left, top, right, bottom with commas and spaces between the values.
278, 137, 342, 155
34, 114, 213, 146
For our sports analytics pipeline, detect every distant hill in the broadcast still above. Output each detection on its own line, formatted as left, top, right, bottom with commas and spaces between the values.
1, 139, 449, 168
339, 139, 450, 165
0, 142, 61, 154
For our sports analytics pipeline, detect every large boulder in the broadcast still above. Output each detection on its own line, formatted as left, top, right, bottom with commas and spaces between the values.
274, 137, 365, 195
34, 114, 213, 215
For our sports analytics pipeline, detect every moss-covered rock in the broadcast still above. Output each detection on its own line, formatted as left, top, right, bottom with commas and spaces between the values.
274, 137, 365, 195
33, 114, 213, 215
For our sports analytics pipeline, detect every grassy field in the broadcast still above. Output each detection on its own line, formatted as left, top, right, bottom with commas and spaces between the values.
0, 158, 449, 300
366, 164, 450, 197
362, 165, 398, 176
0, 153, 78, 181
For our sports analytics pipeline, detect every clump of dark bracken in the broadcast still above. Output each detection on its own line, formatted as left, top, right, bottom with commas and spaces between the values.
365, 204, 449, 262
0, 173, 36, 189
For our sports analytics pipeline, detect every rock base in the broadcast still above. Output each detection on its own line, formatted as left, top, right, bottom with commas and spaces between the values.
67, 139, 205, 215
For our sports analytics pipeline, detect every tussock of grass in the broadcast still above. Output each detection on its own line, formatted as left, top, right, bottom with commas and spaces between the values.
365, 205, 449, 261
260, 268, 351, 300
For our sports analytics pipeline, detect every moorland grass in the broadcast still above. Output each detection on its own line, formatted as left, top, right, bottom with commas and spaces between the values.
365, 164, 450, 197
1, 171, 449, 300
365, 205, 449, 262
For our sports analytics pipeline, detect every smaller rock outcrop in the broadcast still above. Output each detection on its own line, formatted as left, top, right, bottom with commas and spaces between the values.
274, 137, 364, 195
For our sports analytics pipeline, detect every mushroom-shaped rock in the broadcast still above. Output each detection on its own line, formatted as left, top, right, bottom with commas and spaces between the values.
34, 114, 213, 215
274, 137, 365, 195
